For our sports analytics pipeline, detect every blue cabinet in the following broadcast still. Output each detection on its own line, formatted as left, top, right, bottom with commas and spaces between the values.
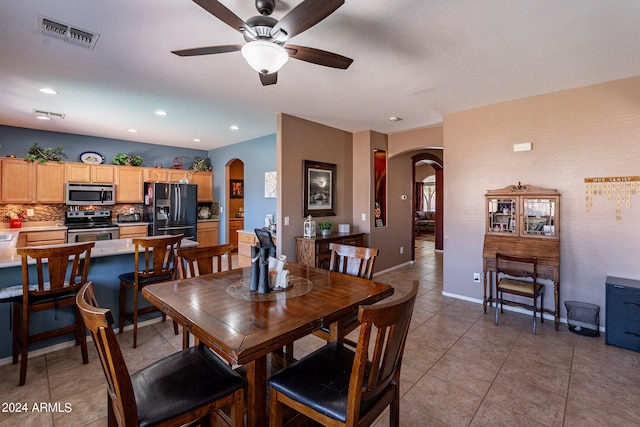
606, 276, 640, 352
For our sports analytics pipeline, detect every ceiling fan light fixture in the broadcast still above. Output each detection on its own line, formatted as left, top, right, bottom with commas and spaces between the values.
241, 40, 288, 74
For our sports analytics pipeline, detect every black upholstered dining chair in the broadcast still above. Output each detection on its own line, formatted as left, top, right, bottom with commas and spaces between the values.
268, 281, 419, 427
78, 282, 246, 427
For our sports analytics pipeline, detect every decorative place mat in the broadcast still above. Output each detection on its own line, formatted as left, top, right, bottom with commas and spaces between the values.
226, 275, 313, 301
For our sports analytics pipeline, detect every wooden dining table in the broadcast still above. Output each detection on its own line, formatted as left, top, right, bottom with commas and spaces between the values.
142, 262, 394, 427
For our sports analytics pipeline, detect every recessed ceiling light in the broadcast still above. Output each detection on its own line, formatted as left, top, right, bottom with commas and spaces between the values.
128, 129, 138, 133
230, 125, 239, 130
155, 110, 168, 116
39, 88, 58, 95
389, 116, 402, 122
193, 138, 201, 142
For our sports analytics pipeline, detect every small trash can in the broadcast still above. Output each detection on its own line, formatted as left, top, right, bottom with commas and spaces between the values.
564, 301, 600, 337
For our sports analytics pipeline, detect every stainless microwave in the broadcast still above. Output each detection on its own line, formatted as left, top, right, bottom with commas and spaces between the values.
66, 183, 115, 206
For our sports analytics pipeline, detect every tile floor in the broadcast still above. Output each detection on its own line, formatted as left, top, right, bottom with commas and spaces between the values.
1, 239, 639, 426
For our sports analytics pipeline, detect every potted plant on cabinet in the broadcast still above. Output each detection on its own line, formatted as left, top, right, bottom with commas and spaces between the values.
318, 221, 332, 236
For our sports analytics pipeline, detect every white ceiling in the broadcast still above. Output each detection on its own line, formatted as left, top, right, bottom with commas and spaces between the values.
1, 0, 640, 150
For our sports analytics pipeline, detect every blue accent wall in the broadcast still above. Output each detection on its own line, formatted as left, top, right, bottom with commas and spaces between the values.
0, 125, 208, 167
208, 134, 276, 242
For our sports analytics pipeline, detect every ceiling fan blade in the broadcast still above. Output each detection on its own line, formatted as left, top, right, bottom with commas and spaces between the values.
271, 0, 344, 40
172, 44, 242, 57
260, 72, 278, 86
285, 45, 353, 69
193, 0, 256, 37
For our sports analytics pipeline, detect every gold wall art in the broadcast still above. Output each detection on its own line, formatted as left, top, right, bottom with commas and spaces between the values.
584, 176, 639, 220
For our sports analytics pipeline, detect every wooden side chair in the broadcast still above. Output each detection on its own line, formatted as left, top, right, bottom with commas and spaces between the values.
77, 282, 246, 427
118, 235, 182, 348
313, 243, 379, 347
268, 281, 419, 427
176, 243, 234, 348
495, 252, 544, 334
12, 241, 95, 386
177, 243, 234, 279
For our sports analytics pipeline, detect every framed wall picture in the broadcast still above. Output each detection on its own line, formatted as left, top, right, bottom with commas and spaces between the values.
230, 179, 244, 199
303, 160, 336, 217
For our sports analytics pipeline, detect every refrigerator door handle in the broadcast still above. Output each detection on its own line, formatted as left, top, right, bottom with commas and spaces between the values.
157, 226, 195, 231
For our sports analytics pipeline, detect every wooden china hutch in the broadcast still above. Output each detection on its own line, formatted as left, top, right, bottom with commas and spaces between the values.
482, 183, 561, 329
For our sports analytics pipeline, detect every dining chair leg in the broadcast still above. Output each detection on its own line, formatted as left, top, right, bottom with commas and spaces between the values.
76, 306, 89, 364
132, 288, 139, 348
118, 282, 126, 334
12, 302, 19, 364
19, 307, 29, 386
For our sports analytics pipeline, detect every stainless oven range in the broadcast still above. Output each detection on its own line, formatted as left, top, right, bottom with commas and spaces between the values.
65, 210, 119, 243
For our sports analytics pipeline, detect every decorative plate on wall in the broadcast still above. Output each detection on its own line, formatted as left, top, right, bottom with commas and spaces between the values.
79, 151, 105, 164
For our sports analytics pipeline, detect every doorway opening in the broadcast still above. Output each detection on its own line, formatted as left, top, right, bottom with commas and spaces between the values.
226, 159, 244, 251
411, 153, 443, 262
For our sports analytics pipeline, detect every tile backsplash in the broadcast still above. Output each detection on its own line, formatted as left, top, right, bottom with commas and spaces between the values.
1, 204, 144, 224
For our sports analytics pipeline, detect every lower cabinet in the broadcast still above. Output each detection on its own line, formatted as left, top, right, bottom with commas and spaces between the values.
606, 276, 640, 352
17, 230, 67, 247
295, 232, 365, 270
118, 224, 148, 239
237, 230, 278, 268
196, 221, 219, 247
228, 219, 243, 250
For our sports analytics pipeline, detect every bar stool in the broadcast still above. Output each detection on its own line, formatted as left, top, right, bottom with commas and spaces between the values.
118, 235, 182, 348
11, 242, 95, 386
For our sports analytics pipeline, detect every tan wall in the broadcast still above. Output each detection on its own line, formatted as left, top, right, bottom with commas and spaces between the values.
388, 125, 444, 157
443, 76, 640, 323
277, 114, 354, 259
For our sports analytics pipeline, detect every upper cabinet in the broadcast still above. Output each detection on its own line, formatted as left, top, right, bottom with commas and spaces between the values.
65, 163, 115, 183
1, 158, 34, 202
190, 171, 213, 202
485, 184, 560, 239
116, 166, 144, 203
143, 167, 167, 183
35, 162, 65, 202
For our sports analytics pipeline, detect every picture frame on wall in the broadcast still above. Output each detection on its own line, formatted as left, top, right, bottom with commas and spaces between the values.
303, 160, 336, 217
230, 179, 244, 199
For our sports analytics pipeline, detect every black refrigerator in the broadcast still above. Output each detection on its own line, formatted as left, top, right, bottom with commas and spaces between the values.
143, 182, 197, 240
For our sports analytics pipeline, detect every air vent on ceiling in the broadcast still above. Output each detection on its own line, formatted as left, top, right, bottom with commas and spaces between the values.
37, 15, 100, 50
33, 109, 66, 120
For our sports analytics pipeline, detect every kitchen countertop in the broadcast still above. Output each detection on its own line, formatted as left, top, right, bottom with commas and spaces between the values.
197, 218, 219, 222
117, 222, 150, 227
0, 237, 197, 269
0, 221, 67, 232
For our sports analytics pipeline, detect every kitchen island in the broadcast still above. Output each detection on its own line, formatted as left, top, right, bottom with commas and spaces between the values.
0, 237, 196, 361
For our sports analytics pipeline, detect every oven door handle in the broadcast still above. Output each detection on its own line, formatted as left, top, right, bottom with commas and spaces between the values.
67, 227, 119, 232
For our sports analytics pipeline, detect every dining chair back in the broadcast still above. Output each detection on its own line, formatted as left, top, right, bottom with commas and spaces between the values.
495, 252, 544, 334
312, 243, 380, 348
118, 234, 183, 348
178, 244, 234, 278
269, 281, 419, 427
328, 242, 379, 280
12, 241, 95, 386
78, 282, 246, 427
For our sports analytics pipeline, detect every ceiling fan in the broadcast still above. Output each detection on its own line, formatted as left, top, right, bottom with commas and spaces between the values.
172, 0, 353, 86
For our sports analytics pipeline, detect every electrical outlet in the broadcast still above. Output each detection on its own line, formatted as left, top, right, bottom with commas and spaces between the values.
473, 273, 481, 283
26, 209, 35, 217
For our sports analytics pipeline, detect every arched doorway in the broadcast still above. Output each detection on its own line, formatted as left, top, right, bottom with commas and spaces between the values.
411, 153, 443, 261
226, 159, 244, 251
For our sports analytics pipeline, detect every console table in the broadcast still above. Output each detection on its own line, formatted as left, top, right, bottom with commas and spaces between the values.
295, 232, 365, 269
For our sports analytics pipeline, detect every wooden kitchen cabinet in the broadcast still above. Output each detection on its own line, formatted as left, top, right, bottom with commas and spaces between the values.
196, 220, 219, 246
167, 169, 189, 183
35, 162, 65, 202
115, 166, 144, 203
17, 229, 67, 247
65, 163, 115, 184
143, 167, 168, 182
118, 224, 148, 239
190, 171, 213, 202
228, 219, 243, 250
1, 158, 34, 202
295, 232, 365, 270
